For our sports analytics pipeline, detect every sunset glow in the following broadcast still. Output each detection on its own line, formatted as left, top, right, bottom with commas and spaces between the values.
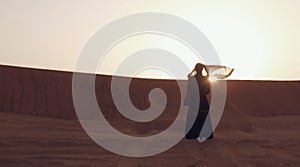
0, 0, 299, 80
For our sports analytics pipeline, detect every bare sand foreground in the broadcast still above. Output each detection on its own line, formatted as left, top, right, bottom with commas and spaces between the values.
0, 65, 300, 167
0, 110, 299, 167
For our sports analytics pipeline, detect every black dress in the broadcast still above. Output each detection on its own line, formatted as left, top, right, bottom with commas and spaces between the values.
184, 74, 214, 140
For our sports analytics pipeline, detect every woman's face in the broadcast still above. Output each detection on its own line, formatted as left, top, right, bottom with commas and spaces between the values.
194, 63, 207, 77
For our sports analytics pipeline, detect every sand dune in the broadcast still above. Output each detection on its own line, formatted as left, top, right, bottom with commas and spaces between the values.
0, 65, 299, 166
1, 65, 299, 119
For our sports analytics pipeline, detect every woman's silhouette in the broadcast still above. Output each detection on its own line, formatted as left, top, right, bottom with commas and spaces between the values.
184, 63, 214, 142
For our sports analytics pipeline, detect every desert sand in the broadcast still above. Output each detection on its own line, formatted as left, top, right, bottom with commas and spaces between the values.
0, 65, 299, 167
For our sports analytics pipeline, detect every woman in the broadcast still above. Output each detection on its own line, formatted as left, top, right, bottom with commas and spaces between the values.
184, 63, 214, 142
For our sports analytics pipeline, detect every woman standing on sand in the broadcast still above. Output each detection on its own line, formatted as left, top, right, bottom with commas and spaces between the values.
184, 63, 214, 142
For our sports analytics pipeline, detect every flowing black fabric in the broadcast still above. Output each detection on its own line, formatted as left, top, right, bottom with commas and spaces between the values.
185, 74, 214, 140
185, 110, 214, 140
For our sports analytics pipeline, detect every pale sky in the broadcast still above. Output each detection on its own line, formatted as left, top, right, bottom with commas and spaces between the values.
0, 0, 299, 80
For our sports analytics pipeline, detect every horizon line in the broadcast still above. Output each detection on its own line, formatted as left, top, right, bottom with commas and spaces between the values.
1, 63, 300, 82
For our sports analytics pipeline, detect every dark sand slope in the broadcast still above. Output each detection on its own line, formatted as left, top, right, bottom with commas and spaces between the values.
1, 65, 299, 119
0, 65, 300, 166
